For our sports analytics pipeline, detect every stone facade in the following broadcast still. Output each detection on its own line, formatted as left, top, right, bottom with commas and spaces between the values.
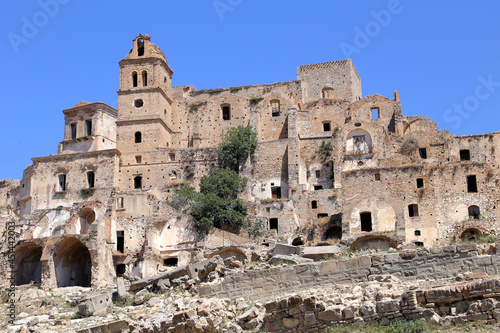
1, 34, 499, 289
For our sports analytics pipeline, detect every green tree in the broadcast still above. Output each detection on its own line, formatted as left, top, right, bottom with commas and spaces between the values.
169, 168, 249, 230
218, 125, 258, 171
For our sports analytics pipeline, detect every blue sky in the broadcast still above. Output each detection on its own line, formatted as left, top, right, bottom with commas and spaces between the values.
1, 0, 500, 180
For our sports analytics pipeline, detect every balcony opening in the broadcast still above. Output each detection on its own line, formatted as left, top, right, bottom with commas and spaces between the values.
269, 218, 278, 231
116, 231, 124, 253
360, 212, 372, 232
467, 175, 478, 192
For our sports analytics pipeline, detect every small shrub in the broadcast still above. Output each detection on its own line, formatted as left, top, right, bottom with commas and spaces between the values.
80, 188, 93, 198
317, 140, 333, 163
189, 101, 206, 113
72, 311, 93, 319
56, 205, 63, 211
230, 86, 242, 93
249, 96, 264, 105
400, 133, 419, 155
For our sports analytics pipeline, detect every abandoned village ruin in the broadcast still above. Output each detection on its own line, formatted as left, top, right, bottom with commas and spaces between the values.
1, 34, 499, 290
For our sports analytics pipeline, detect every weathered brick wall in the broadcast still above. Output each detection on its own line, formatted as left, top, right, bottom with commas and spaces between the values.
199, 244, 499, 301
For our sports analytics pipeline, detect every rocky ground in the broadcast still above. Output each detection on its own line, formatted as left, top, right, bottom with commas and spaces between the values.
3, 243, 500, 332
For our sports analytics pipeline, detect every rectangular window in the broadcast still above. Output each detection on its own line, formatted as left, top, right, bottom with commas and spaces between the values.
117, 197, 124, 209
375, 173, 380, 181
271, 186, 281, 199
371, 107, 379, 119
467, 175, 477, 192
269, 218, 278, 231
460, 149, 471, 161
222, 105, 231, 120
317, 213, 328, 218
408, 204, 419, 217
135, 155, 142, 163
169, 153, 175, 161
419, 148, 427, 159
70, 123, 77, 140
87, 172, 95, 188
315, 170, 321, 178
85, 119, 92, 136
271, 100, 280, 117
360, 212, 372, 232
311, 200, 317, 209
116, 264, 126, 277
134, 176, 142, 189
414, 230, 421, 236
323, 122, 331, 132
416, 178, 424, 188
116, 231, 124, 253
58, 174, 66, 192
314, 185, 323, 191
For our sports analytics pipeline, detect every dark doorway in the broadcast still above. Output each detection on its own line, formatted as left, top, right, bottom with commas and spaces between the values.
271, 186, 281, 199
467, 175, 478, 192
116, 231, 124, 253
269, 218, 278, 231
360, 212, 372, 232
163, 258, 178, 267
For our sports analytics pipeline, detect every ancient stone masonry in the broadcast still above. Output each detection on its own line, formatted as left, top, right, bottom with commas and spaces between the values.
1, 33, 499, 289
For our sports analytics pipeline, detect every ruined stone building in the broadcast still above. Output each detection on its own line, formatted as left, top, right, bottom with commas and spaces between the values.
1, 34, 499, 289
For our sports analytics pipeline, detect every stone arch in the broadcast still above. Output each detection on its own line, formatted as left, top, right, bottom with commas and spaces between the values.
460, 228, 483, 241
53, 237, 91, 287
350, 235, 397, 251
323, 225, 342, 241
292, 236, 305, 246
346, 129, 373, 155
78, 207, 95, 234
15, 242, 43, 285
206, 247, 247, 262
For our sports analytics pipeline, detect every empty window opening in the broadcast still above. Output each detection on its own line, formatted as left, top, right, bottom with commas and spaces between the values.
135, 155, 142, 163
311, 200, 318, 209
137, 39, 144, 56
322, 87, 334, 99
460, 149, 471, 161
58, 174, 66, 192
408, 204, 419, 217
269, 218, 278, 231
134, 176, 142, 189
170, 170, 177, 179
135, 131, 142, 143
271, 100, 280, 117
416, 178, 424, 188
116, 231, 124, 253
317, 213, 328, 219
142, 71, 147, 87
415, 241, 424, 247
371, 107, 380, 119
315, 170, 321, 178
414, 230, 421, 236
117, 197, 124, 209
85, 119, 92, 136
468, 205, 480, 219
323, 122, 331, 132
419, 148, 427, 159
70, 123, 77, 140
134, 98, 144, 108
132, 72, 138, 87
360, 212, 372, 232
87, 172, 95, 188
374, 173, 380, 181
116, 264, 126, 277
271, 186, 281, 199
314, 185, 323, 191
222, 105, 231, 120
467, 175, 478, 192
292, 237, 304, 246
169, 153, 175, 161
163, 258, 178, 267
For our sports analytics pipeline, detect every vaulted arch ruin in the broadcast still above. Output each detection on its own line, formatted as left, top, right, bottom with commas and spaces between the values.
15, 242, 43, 285
53, 237, 92, 287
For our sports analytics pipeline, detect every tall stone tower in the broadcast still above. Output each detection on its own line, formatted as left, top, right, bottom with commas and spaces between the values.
116, 34, 175, 164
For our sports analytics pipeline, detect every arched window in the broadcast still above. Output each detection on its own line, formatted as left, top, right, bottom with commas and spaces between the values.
142, 71, 148, 87
468, 205, 480, 219
346, 129, 373, 156
135, 132, 142, 143
132, 72, 138, 87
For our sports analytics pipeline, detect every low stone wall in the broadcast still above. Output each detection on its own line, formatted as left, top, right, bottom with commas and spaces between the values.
259, 278, 500, 332
199, 244, 500, 301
